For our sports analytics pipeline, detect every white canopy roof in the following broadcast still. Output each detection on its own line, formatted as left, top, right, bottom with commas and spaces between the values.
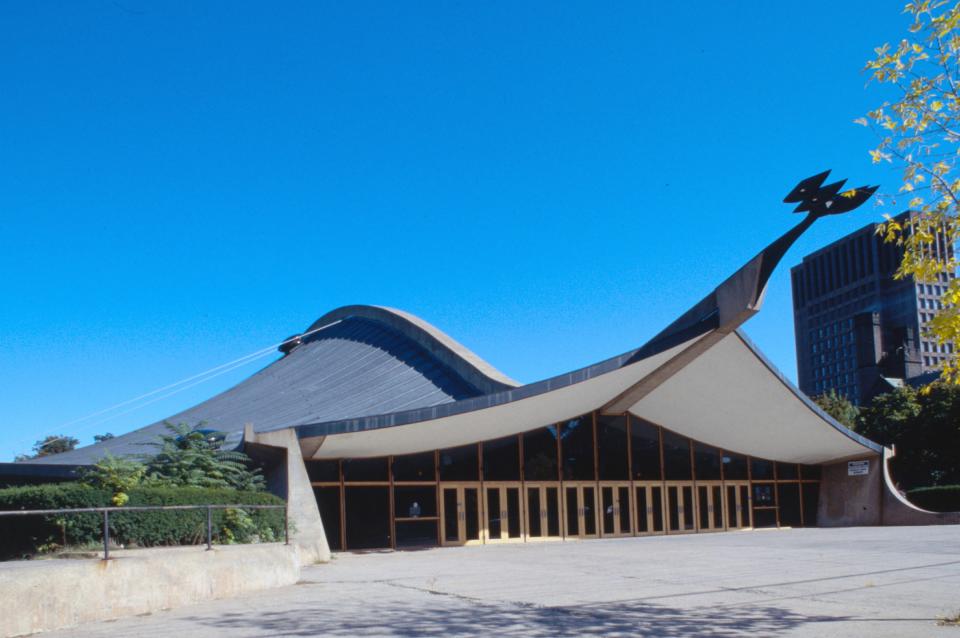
629, 331, 875, 464
310, 330, 878, 464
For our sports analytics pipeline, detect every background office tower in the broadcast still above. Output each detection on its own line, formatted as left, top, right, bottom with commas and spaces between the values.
791, 212, 955, 405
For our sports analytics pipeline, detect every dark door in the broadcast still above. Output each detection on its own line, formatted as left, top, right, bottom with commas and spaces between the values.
344, 486, 391, 549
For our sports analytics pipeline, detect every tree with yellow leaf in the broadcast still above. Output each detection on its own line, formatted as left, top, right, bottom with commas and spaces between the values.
863, 1, 960, 385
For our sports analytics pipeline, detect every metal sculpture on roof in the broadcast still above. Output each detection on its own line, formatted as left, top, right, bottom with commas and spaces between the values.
785, 169, 878, 217
627, 170, 879, 369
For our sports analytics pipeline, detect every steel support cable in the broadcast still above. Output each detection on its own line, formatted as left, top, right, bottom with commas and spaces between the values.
75, 352, 281, 430
14, 319, 342, 453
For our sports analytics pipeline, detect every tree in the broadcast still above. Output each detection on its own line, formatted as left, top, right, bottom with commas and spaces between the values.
94, 433, 115, 443
812, 390, 860, 430
79, 453, 146, 506
144, 422, 265, 491
858, 383, 960, 488
857, 385, 922, 447
862, 2, 960, 384
15, 435, 80, 460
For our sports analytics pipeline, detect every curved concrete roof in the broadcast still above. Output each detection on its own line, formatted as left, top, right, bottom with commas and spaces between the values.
291, 212, 884, 464
302, 305, 520, 392
22, 308, 514, 466
294, 329, 880, 464
16, 210, 884, 470
630, 331, 880, 464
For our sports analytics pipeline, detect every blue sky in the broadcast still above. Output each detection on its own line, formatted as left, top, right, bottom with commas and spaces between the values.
0, 1, 912, 461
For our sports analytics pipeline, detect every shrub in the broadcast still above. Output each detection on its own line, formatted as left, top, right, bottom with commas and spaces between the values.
0, 483, 284, 560
144, 423, 266, 491
79, 453, 146, 506
0, 483, 109, 559
113, 487, 284, 546
906, 485, 960, 513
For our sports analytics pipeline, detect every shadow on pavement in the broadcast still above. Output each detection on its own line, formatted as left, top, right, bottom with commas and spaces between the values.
185, 595, 853, 637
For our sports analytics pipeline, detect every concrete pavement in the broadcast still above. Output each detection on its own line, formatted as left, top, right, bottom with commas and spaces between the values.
42, 526, 960, 637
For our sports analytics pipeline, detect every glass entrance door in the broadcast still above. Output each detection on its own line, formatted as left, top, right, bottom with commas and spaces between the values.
752, 482, 777, 528
634, 483, 665, 535
439, 484, 482, 546
483, 482, 523, 542
600, 483, 632, 537
696, 483, 725, 532
665, 482, 696, 533
563, 482, 599, 539
725, 482, 751, 529
524, 483, 562, 541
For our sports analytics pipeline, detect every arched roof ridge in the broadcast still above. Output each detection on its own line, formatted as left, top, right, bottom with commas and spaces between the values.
302, 305, 520, 395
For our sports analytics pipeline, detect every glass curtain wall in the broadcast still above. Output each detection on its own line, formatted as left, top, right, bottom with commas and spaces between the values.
307, 411, 823, 550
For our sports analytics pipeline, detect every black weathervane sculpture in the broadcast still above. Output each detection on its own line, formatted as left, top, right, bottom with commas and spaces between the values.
609, 170, 879, 408
756, 169, 879, 287
625, 170, 878, 368
784, 169, 878, 217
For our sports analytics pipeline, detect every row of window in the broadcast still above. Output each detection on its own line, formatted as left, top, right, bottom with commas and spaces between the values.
921, 272, 954, 284
809, 319, 855, 343
812, 378, 857, 399
920, 340, 952, 353
816, 372, 856, 386
315, 479, 822, 551
804, 301, 871, 328
305, 414, 822, 485
813, 357, 855, 380
813, 337, 854, 353
812, 341, 855, 362
793, 232, 882, 306
918, 283, 948, 296
800, 283, 875, 317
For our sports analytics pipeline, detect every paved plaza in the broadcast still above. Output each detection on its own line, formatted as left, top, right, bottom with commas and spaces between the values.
47, 526, 960, 637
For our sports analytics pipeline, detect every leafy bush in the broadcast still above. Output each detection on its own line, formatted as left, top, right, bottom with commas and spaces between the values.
113, 487, 284, 546
143, 423, 266, 491
0, 483, 109, 559
813, 390, 859, 430
0, 483, 284, 560
14, 434, 80, 461
858, 384, 960, 490
906, 485, 960, 513
79, 453, 146, 506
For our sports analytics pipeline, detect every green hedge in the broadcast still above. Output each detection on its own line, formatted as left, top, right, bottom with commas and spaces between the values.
906, 485, 960, 512
115, 487, 285, 547
0, 484, 285, 560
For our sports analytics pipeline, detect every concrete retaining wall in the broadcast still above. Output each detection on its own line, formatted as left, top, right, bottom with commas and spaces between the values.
0, 543, 300, 638
819, 448, 960, 527
818, 454, 883, 527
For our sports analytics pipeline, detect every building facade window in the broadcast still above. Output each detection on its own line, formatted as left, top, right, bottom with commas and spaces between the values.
560, 414, 595, 481
315, 411, 825, 550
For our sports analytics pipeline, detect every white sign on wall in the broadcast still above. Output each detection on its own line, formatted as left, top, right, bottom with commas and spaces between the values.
848, 460, 870, 476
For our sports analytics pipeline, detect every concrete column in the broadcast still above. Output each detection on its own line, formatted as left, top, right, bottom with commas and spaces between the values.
244, 425, 331, 563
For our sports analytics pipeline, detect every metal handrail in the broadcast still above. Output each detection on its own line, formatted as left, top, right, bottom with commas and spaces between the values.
0, 503, 288, 559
